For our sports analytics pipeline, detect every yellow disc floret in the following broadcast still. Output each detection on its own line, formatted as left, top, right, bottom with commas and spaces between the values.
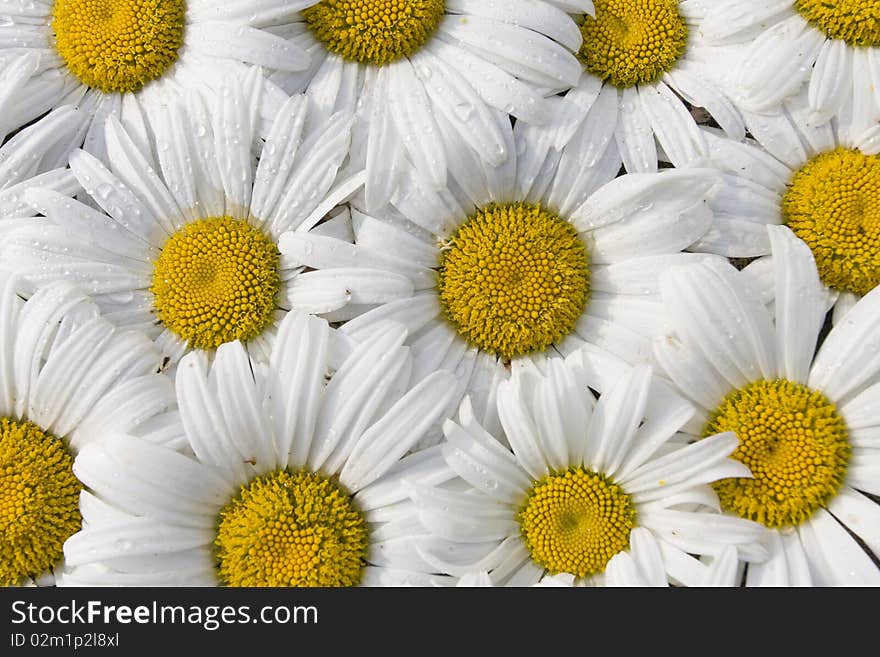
578, 0, 689, 88
518, 468, 636, 578
0, 417, 82, 587
437, 203, 590, 361
52, 0, 185, 94
215, 470, 369, 587
703, 379, 850, 529
795, 0, 880, 47
782, 147, 880, 296
151, 216, 281, 351
303, 0, 445, 66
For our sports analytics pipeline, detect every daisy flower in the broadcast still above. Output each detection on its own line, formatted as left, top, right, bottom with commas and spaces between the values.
0, 0, 307, 154
698, 0, 880, 129
538, 0, 746, 175
407, 352, 767, 586
2, 70, 372, 364
694, 88, 880, 322
60, 311, 458, 587
0, 274, 172, 587
267, 0, 591, 210
279, 106, 721, 441
655, 224, 880, 586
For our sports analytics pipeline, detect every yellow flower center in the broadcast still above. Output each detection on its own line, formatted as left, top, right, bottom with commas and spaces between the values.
151, 216, 281, 351
578, 0, 689, 88
215, 470, 369, 587
518, 468, 636, 578
303, 0, 445, 66
52, 0, 185, 94
436, 203, 590, 361
782, 147, 880, 296
795, 0, 880, 47
0, 418, 82, 587
703, 379, 850, 529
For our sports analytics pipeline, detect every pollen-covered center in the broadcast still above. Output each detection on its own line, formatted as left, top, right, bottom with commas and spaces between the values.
703, 379, 850, 529
578, 0, 689, 88
303, 0, 445, 66
52, 0, 185, 94
795, 0, 880, 47
518, 468, 636, 578
782, 147, 880, 296
215, 470, 369, 587
436, 203, 590, 361
151, 216, 281, 351
0, 418, 82, 587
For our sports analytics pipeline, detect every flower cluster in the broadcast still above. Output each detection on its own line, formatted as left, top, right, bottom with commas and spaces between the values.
1, 0, 878, 588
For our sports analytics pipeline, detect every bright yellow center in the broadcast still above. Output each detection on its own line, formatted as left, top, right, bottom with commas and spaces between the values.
782, 147, 880, 296
303, 0, 445, 66
578, 0, 689, 88
703, 379, 850, 529
0, 417, 82, 587
215, 470, 369, 587
52, 0, 185, 94
795, 0, 880, 47
436, 203, 590, 361
151, 216, 281, 351
518, 468, 636, 579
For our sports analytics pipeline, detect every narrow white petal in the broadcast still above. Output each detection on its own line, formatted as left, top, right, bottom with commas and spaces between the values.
340, 370, 458, 490
768, 225, 829, 383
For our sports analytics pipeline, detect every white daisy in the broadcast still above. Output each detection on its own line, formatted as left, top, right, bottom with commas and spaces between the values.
655, 224, 880, 586
279, 106, 722, 442
693, 88, 880, 323
0, 274, 172, 587
698, 0, 880, 130
266, 0, 591, 210
60, 310, 458, 587
1, 70, 373, 364
534, 0, 747, 175
0, 0, 309, 154
407, 352, 767, 587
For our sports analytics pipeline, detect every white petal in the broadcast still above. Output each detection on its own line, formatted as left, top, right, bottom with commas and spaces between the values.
827, 486, 880, 559
387, 58, 446, 191
702, 546, 741, 586
212, 342, 276, 473
621, 432, 742, 494
809, 285, 880, 403
768, 225, 829, 383
442, 413, 531, 504
572, 167, 718, 237
340, 370, 458, 490
267, 312, 328, 469
798, 508, 880, 586
737, 15, 823, 111
496, 374, 549, 479
808, 39, 851, 124
663, 63, 744, 140
251, 94, 308, 223
427, 38, 547, 124
445, 0, 583, 51
438, 14, 581, 89
186, 21, 309, 71
587, 364, 652, 476
615, 86, 657, 173
638, 81, 706, 167
659, 259, 777, 388
308, 323, 410, 472
63, 522, 213, 566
